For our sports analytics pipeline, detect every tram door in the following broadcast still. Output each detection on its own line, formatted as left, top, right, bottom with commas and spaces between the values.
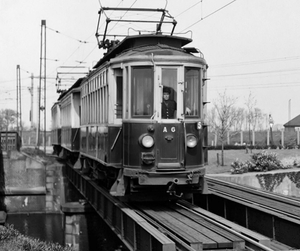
156, 67, 185, 169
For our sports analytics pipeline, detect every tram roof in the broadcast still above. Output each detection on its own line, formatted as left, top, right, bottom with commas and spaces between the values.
93, 34, 193, 68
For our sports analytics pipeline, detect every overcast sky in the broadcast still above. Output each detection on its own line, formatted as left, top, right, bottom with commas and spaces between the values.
1, 0, 300, 129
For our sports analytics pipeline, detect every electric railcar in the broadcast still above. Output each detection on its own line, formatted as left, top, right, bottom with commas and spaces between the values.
51, 7, 209, 200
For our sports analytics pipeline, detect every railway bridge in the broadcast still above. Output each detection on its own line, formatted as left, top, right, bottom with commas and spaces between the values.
1, 148, 298, 250
64, 162, 296, 251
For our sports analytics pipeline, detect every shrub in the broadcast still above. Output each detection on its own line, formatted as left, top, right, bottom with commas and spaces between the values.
231, 159, 255, 174
281, 156, 300, 168
231, 151, 285, 174
250, 151, 284, 171
0, 224, 73, 251
294, 156, 300, 167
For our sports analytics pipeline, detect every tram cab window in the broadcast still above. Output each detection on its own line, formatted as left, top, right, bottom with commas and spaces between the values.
161, 68, 177, 119
185, 68, 200, 118
131, 67, 154, 118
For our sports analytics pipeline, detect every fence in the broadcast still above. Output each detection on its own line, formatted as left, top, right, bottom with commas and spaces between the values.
21, 130, 52, 146
0, 131, 21, 151
209, 128, 300, 148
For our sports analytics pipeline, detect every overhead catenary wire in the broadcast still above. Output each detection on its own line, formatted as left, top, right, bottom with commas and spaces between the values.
210, 81, 300, 90
44, 18, 99, 79
211, 55, 300, 68
175, 0, 202, 18
106, 0, 139, 34
179, 0, 238, 33
46, 26, 91, 44
210, 67, 300, 78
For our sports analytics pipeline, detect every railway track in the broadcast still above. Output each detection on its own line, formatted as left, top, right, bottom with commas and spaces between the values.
66, 162, 283, 250
205, 175, 300, 220
132, 200, 280, 251
203, 175, 300, 250
66, 162, 295, 251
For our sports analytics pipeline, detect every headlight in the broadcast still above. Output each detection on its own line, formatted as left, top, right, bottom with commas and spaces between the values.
139, 134, 155, 148
186, 134, 197, 148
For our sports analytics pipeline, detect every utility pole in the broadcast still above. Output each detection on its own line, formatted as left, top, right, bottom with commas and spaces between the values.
269, 114, 274, 146
29, 74, 34, 129
16, 66, 19, 134
29, 75, 55, 131
16, 65, 22, 138
37, 20, 46, 153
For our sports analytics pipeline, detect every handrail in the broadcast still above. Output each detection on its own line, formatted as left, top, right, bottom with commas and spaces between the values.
182, 121, 187, 167
110, 127, 122, 151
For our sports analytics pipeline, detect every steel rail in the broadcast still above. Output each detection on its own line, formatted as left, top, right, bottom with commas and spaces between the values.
177, 200, 275, 251
206, 175, 300, 204
132, 207, 197, 251
205, 176, 300, 221
208, 186, 300, 222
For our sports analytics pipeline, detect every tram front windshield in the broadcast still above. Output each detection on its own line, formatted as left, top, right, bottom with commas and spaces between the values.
131, 66, 200, 120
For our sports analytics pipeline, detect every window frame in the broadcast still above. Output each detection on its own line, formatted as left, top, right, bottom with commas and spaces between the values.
130, 66, 154, 119
184, 67, 201, 119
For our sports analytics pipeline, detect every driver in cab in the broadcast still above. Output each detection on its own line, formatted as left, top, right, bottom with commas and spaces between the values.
161, 86, 192, 119
161, 87, 176, 119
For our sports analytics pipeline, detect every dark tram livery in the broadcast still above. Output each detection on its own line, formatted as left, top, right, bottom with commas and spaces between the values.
51, 7, 208, 200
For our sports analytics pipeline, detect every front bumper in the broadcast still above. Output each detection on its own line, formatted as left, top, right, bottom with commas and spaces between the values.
123, 167, 205, 185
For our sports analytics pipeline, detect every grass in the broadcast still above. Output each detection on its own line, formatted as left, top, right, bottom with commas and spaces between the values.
206, 149, 300, 174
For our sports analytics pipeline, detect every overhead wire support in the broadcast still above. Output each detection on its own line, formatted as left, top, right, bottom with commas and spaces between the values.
37, 20, 47, 153
55, 66, 88, 93
95, 7, 177, 49
16, 65, 22, 138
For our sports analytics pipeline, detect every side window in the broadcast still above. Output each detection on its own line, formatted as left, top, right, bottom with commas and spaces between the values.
116, 76, 123, 118
131, 67, 154, 118
185, 68, 200, 118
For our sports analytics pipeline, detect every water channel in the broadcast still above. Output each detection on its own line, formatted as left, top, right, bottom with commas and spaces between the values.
6, 212, 128, 251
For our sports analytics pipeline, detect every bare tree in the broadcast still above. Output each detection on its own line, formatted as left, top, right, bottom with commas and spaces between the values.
233, 107, 246, 131
245, 92, 257, 144
252, 108, 265, 131
0, 109, 17, 131
207, 107, 217, 133
0, 115, 4, 131
211, 91, 238, 166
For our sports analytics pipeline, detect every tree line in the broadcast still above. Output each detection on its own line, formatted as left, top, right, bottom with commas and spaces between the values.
206, 91, 270, 165
0, 109, 17, 131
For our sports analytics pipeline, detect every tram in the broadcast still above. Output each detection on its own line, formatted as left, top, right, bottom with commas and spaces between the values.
52, 7, 209, 200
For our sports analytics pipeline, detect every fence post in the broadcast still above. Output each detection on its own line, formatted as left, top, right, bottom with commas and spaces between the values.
297, 128, 300, 145
267, 129, 270, 145
281, 128, 285, 148
240, 131, 243, 145
252, 130, 255, 146
227, 131, 230, 145
214, 133, 217, 146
